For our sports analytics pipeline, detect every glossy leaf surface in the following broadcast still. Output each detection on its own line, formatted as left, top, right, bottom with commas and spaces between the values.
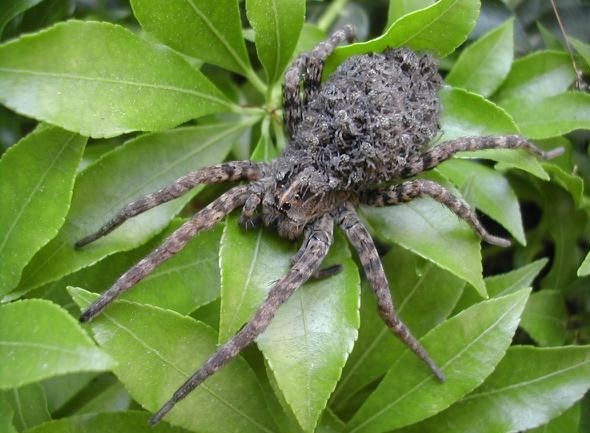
332, 247, 464, 410
221, 219, 360, 432
219, 214, 295, 342
347, 289, 530, 433
69, 287, 277, 433
246, 0, 305, 84
23, 411, 192, 433
502, 92, 590, 139
361, 197, 485, 296
0, 299, 114, 388
257, 234, 360, 432
446, 18, 514, 97
0, 21, 230, 137
5, 383, 50, 431
0, 0, 43, 34
399, 345, 590, 433
325, 0, 480, 75
520, 290, 568, 346
0, 126, 85, 295
579, 252, 590, 277
131, 0, 251, 76
438, 158, 525, 244
439, 86, 549, 180
494, 51, 575, 103
15, 122, 246, 296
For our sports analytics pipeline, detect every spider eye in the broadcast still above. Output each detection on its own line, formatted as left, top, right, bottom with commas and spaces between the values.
281, 202, 291, 211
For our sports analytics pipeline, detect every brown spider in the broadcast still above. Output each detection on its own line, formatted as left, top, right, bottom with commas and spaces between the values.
75, 26, 563, 425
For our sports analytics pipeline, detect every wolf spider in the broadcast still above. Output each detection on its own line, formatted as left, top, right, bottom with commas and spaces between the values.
76, 26, 563, 425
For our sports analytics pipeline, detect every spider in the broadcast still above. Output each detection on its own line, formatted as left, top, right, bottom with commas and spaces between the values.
75, 26, 563, 425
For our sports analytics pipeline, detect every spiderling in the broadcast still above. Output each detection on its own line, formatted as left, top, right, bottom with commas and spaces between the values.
75, 26, 564, 425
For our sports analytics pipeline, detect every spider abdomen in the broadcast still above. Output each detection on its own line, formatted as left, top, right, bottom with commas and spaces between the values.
293, 47, 442, 189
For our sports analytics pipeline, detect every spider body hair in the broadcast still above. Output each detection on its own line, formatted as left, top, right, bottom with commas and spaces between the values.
75, 25, 564, 425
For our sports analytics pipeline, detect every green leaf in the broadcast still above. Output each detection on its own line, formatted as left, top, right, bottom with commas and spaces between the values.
346, 289, 530, 433
5, 383, 50, 431
494, 51, 575, 104
251, 133, 280, 161
324, 0, 480, 76
131, 0, 251, 76
68, 287, 277, 433
76, 381, 132, 415
454, 258, 548, 312
520, 290, 568, 346
41, 372, 98, 414
22, 411, 193, 433
502, 92, 590, 139
537, 23, 564, 51
15, 220, 222, 314
246, 0, 305, 84
569, 36, 590, 69
0, 299, 114, 389
331, 247, 464, 411
543, 163, 585, 207
219, 214, 295, 342
0, 392, 17, 433
578, 252, 590, 277
257, 234, 360, 432
14, 122, 246, 296
439, 86, 549, 180
486, 259, 548, 297
438, 159, 525, 244
446, 18, 514, 97
221, 219, 360, 432
398, 345, 590, 433
0, 0, 43, 35
527, 403, 580, 433
361, 196, 486, 297
120, 221, 222, 314
0, 21, 230, 138
0, 126, 85, 295
386, 0, 434, 28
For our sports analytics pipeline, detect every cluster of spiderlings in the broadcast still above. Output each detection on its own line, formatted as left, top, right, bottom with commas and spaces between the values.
288, 47, 442, 191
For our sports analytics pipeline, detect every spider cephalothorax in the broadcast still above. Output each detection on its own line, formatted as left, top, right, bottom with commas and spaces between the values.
75, 26, 563, 425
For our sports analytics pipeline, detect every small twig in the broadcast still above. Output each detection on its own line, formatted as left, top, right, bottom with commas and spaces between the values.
549, 0, 586, 90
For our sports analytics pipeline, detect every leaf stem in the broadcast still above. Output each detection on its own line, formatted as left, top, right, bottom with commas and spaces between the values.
229, 104, 266, 118
245, 68, 268, 95
317, 0, 349, 32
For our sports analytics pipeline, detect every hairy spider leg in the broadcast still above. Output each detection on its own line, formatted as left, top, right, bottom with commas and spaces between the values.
363, 179, 512, 247
79, 185, 251, 323
305, 24, 356, 99
336, 204, 446, 382
238, 193, 262, 230
282, 25, 355, 137
401, 135, 564, 178
149, 214, 335, 426
75, 161, 262, 248
283, 54, 308, 137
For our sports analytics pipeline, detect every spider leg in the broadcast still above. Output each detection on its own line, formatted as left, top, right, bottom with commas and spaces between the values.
149, 214, 334, 425
401, 135, 564, 178
292, 223, 342, 279
363, 179, 511, 247
238, 193, 262, 230
335, 204, 445, 381
75, 161, 262, 248
305, 24, 356, 99
79, 185, 251, 323
282, 25, 355, 137
283, 54, 308, 137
